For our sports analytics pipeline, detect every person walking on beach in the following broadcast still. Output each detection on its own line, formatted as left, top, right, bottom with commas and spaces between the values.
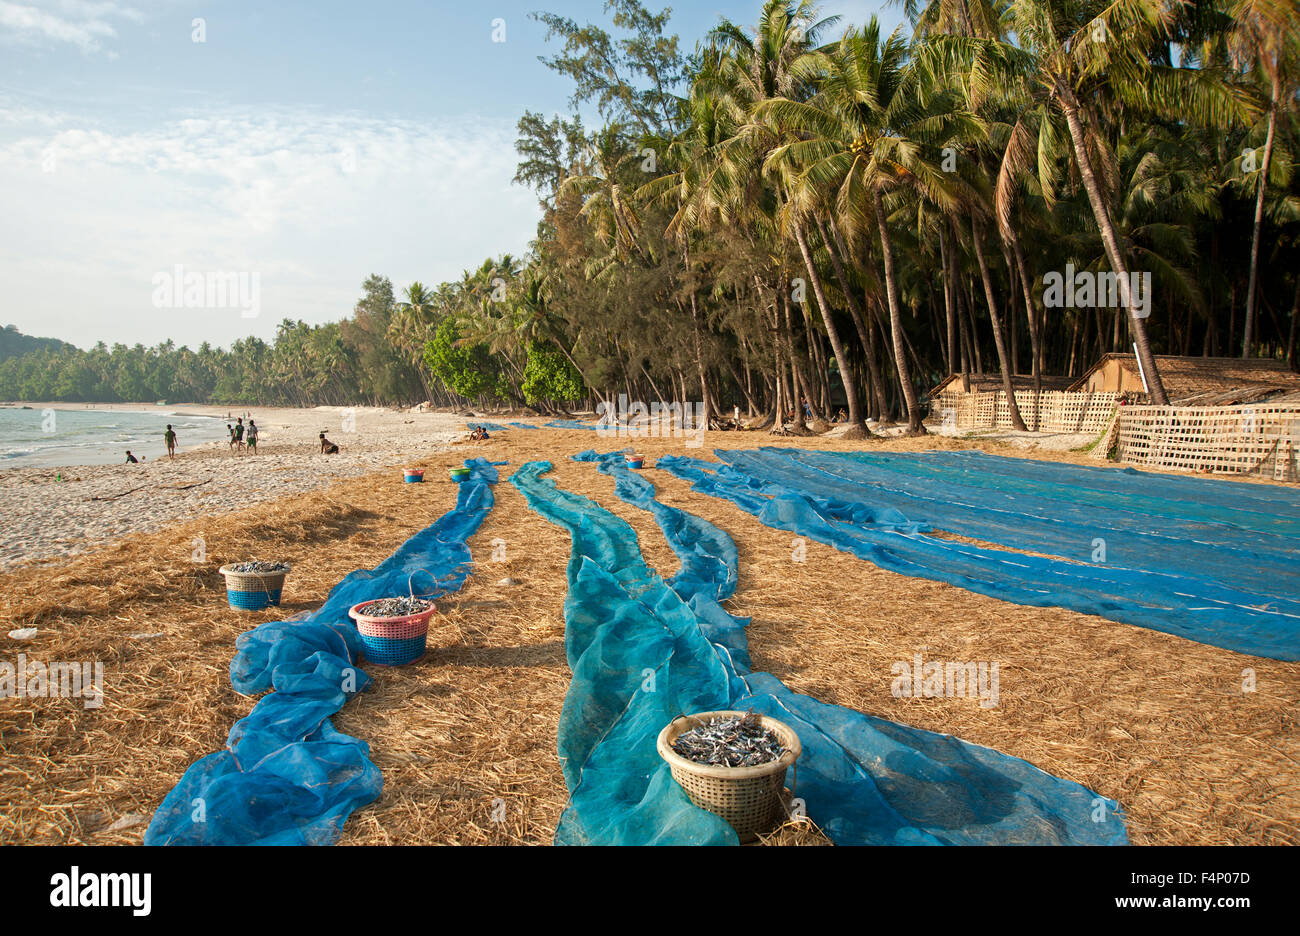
233, 417, 245, 453
164, 424, 177, 459
125, 450, 138, 463
246, 419, 258, 454
227, 423, 236, 451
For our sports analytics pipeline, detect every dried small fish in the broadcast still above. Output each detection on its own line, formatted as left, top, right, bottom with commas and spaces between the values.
228, 560, 290, 574
672, 711, 786, 767
362, 596, 434, 617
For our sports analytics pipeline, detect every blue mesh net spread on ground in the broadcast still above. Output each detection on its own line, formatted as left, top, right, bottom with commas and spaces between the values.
544, 419, 600, 430
654, 449, 1300, 661
510, 452, 1125, 845
144, 458, 499, 846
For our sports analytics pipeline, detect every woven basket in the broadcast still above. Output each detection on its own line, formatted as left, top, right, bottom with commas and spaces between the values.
657, 710, 801, 842
219, 565, 289, 611
349, 599, 437, 666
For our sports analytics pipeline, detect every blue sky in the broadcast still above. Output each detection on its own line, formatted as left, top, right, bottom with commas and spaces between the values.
0, 0, 906, 350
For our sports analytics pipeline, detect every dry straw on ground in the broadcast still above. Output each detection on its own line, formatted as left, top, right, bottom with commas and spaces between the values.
1, 426, 1296, 845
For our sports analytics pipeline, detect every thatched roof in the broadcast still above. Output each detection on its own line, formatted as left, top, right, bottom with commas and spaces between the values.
1068, 354, 1300, 402
929, 373, 1076, 396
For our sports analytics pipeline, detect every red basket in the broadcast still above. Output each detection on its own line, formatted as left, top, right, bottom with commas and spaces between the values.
348, 599, 437, 640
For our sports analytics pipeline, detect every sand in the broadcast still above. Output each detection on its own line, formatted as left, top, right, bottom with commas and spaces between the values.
1, 419, 1295, 846
0, 405, 476, 570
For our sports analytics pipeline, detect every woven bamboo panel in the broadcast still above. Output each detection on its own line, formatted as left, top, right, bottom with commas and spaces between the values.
1089, 412, 1122, 461
933, 390, 1119, 434
1117, 404, 1300, 482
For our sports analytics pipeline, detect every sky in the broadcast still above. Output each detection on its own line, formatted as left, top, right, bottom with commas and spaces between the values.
0, 0, 907, 350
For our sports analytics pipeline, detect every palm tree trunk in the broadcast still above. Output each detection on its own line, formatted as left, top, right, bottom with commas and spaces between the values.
1007, 227, 1043, 428
792, 219, 868, 435
872, 190, 923, 432
940, 227, 958, 377
780, 291, 812, 431
972, 216, 1027, 430
1287, 274, 1299, 371
820, 216, 889, 423
1244, 71, 1280, 359
1057, 84, 1168, 404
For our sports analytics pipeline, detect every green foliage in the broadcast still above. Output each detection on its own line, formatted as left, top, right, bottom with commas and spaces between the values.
0, 277, 430, 406
521, 343, 585, 406
423, 318, 508, 402
0, 325, 74, 363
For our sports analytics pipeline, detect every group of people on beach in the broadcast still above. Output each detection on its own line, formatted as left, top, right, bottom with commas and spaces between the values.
124, 414, 345, 464
224, 416, 260, 454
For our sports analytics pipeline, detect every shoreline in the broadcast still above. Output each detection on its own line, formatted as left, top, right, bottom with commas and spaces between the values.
0, 405, 475, 570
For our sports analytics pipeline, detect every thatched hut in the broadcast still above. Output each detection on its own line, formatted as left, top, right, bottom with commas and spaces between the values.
1068, 354, 1300, 404
928, 373, 1076, 398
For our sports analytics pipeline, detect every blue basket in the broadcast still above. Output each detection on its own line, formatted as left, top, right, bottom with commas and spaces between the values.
227, 588, 282, 611
360, 632, 428, 666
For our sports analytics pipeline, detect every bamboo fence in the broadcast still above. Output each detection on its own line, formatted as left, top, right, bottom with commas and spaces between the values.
1116, 403, 1300, 482
932, 390, 1120, 434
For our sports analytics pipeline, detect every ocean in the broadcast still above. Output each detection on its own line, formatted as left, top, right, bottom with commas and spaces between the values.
0, 406, 232, 469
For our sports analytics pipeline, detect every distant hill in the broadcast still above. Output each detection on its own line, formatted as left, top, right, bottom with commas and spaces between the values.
0, 325, 76, 362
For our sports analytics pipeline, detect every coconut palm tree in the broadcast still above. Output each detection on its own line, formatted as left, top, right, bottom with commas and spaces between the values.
922, 0, 1253, 404
1216, 0, 1300, 356
761, 18, 976, 432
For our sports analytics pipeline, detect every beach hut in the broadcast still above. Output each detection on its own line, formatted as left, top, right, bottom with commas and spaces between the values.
928, 373, 1076, 399
927, 373, 1095, 432
1085, 355, 1300, 480
1068, 354, 1300, 403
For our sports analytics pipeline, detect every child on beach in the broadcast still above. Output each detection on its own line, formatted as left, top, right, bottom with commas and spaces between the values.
246, 419, 258, 453
470, 425, 490, 441
125, 450, 138, 463
234, 418, 245, 453
227, 424, 236, 451
319, 432, 339, 454
164, 424, 177, 459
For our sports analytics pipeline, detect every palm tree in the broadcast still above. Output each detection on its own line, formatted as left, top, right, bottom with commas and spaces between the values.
761, 18, 974, 432
661, 0, 844, 432
390, 282, 438, 399
925, 0, 1252, 404
1218, 0, 1300, 356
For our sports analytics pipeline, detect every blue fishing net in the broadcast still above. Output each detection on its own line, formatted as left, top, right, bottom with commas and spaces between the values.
466, 422, 510, 432
656, 449, 1300, 661
543, 419, 600, 430
144, 458, 500, 846
512, 453, 1125, 845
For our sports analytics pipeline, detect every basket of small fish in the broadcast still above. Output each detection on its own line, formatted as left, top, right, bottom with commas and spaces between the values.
657, 709, 801, 842
219, 561, 291, 611
624, 452, 646, 469
348, 596, 437, 666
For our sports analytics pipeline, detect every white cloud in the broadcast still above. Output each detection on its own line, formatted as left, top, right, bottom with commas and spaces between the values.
0, 0, 142, 54
0, 103, 541, 348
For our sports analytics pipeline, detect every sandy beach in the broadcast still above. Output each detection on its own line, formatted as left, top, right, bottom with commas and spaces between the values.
1, 423, 1296, 848
0, 404, 480, 570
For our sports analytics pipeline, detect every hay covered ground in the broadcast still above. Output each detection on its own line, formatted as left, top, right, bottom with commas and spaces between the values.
1, 425, 1296, 845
